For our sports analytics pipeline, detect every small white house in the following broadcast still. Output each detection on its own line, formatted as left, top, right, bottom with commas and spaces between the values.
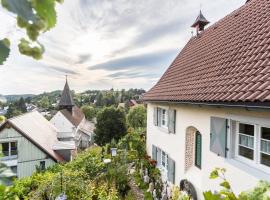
144, 0, 270, 199
50, 78, 94, 150
0, 111, 69, 180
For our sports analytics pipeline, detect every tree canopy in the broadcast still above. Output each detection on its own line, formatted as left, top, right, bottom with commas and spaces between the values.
94, 107, 127, 146
127, 105, 146, 130
81, 105, 96, 121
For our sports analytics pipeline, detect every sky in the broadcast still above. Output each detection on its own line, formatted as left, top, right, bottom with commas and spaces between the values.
0, 0, 245, 95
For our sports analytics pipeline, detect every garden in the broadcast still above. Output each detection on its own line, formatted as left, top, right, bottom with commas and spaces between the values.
1, 105, 270, 200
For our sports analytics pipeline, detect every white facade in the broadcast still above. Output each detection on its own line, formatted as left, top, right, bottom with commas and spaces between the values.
50, 111, 93, 149
51, 111, 75, 134
147, 102, 270, 199
0, 127, 56, 179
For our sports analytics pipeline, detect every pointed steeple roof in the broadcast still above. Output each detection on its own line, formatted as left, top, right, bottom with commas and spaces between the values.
59, 77, 74, 107
191, 10, 210, 30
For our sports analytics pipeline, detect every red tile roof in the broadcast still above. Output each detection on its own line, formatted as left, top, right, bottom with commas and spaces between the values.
60, 106, 85, 127
144, 0, 270, 105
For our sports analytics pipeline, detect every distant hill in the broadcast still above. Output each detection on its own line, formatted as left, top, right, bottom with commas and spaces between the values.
4, 94, 35, 102
0, 95, 7, 103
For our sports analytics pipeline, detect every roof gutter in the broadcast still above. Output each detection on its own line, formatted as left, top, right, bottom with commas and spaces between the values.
144, 100, 270, 111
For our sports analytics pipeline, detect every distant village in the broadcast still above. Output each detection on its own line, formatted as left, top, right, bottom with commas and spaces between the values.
0, 79, 145, 181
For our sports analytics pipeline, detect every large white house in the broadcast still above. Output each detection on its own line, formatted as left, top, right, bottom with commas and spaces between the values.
143, 0, 270, 199
50, 78, 94, 150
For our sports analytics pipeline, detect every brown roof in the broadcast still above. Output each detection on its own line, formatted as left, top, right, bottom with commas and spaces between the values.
0, 111, 64, 162
60, 106, 85, 127
144, 0, 270, 105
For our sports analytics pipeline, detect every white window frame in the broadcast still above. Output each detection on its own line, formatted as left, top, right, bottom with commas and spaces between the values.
0, 141, 18, 160
161, 150, 168, 170
161, 109, 167, 128
235, 122, 256, 163
234, 121, 270, 173
259, 126, 270, 171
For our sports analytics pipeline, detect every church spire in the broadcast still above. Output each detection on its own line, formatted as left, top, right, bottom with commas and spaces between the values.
191, 10, 210, 34
59, 76, 74, 112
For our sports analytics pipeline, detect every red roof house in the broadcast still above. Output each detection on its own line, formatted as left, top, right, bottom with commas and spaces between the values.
144, 0, 270, 198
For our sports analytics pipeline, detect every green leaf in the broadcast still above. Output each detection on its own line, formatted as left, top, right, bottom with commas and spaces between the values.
203, 191, 222, 200
1, 0, 37, 22
31, 0, 57, 29
210, 169, 219, 179
0, 38, 10, 65
220, 180, 231, 190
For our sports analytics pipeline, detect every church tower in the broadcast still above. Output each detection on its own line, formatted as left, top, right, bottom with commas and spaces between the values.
59, 76, 74, 113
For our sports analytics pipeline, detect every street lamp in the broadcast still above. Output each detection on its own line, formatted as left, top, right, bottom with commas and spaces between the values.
110, 148, 117, 157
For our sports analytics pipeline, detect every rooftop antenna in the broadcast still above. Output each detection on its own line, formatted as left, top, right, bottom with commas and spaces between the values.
65, 74, 68, 82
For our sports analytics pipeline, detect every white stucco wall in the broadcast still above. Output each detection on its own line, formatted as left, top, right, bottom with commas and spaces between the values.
146, 102, 270, 199
0, 127, 56, 178
50, 111, 74, 133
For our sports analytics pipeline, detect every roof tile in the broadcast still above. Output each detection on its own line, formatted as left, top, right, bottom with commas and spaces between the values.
144, 0, 270, 103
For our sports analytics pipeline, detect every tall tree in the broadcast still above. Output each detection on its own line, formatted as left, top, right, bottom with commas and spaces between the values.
17, 97, 27, 113
94, 107, 127, 146
81, 105, 96, 121
127, 105, 146, 129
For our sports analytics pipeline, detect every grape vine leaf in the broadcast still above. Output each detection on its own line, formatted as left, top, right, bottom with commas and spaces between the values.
32, 0, 57, 29
0, 38, 10, 65
1, 0, 37, 23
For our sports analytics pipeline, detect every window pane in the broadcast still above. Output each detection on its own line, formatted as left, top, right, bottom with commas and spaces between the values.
239, 134, 254, 148
195, 132, 202, 168
239, 146, 254, 160
261, 153, 270, 167
40, 161, 46, 170
261, 127, 270, 140
239, 123, 254, 136
261, 139, 270, 154
10, 142, 17, 156
162, 151, 165, 167
1, 143, 9, 156
10, 166, 17, 174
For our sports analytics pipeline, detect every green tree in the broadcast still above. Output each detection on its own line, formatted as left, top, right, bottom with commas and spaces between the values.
5, 104, 22, 119
94, 107, 127, 146
0, 0, 64, 65
95, 92, 104, 107
81, 105, 96, 121
39, 96, 50, 109
16, 97, 27, 113
127, 105, 146, 129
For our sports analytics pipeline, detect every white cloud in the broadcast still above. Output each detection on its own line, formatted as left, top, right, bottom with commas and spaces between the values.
0, 0, 245, 94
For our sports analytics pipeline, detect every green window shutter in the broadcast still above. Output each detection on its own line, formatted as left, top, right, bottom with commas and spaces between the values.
210, 117, 227, 157
168, 109, 176, 134
167, 156, 175, 184
195, 131, 202, 168
153, 107, 158, 126
152, 145, 157, 160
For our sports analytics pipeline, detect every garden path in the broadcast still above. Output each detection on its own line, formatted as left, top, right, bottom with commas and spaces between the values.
128, 176, 144, 200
